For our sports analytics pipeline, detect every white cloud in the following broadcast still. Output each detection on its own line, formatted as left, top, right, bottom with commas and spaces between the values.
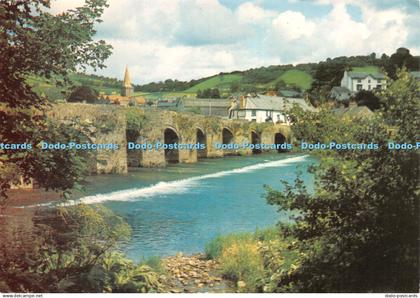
271, 11, 315, 41
236, 2, 276, 24
48, 0, 419, 83
265, 1, 412, 64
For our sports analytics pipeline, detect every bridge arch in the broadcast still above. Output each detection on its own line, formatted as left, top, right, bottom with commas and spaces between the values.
274, 132, 287, 153
126, 129, 142, 167
222, 127, 234, 145
196, 127, 207, 159
164, 127, 180, 163
251, 130, 262, 154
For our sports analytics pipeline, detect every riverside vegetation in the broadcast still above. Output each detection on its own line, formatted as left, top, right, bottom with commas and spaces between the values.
203, 70, 419, 293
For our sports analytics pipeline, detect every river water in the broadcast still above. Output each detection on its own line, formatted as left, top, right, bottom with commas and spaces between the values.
73, 153, 315, 260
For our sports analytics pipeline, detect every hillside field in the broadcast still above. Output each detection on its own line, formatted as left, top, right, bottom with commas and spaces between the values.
185, 74, 242, 92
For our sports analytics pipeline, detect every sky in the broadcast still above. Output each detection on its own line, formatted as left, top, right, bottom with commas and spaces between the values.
50, 0, 420, 84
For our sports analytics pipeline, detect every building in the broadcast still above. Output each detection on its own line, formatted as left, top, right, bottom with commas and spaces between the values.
122, 66, 134, 97
182, 97, 231, 117
410, 71, 420, 81
229, 94, 315, 124
332, 105, 373, 120
156, 98, 184, 111
340, 70, 386, 92
277, 89, 302, 98
104, 66, 145, 106
330, 86, 353, 102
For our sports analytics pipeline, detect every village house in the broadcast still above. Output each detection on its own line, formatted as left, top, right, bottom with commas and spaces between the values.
228, 94, 315, 124
341, 70, 386, 92
331, 70, 386, 102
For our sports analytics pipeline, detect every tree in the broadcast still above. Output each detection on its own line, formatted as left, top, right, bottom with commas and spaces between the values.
230, 81, 240, 93
196, 88, 221, 98
275, 80, 287, 92
0, 0, 112, 201
68, 86, 99, 103
354, 90, 381, 110
385, 48, 419, 79
264, 70, 419, 292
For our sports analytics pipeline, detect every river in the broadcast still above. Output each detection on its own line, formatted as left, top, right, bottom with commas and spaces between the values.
73, 153, 315, 260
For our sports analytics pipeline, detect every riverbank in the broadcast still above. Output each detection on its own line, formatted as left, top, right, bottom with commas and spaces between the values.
162, 253, 234, 293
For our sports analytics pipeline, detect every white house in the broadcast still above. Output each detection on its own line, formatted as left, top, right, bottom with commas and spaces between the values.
229, 94, 315, 124
340, 70, 386, 92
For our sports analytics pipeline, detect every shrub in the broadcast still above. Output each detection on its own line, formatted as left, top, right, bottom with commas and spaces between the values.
205, 229, 278, 292
140, 256, 166, 275
84, 252, 165, 293
67, 86, 99, 103
218, 237, 264, 292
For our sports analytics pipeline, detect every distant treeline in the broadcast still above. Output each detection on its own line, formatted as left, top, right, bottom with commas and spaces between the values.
135, 78, 207, 92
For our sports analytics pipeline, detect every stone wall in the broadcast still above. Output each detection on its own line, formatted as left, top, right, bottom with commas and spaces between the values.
50, 103, 128, 174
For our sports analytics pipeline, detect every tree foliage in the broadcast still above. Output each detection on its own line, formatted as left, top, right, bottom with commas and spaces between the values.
68, 85, 99, 103
0, 0, 112, 201
354, 90, 381, 111
197, 88, 221, 98
384, 48, 419, 80
264, 70, 419, 292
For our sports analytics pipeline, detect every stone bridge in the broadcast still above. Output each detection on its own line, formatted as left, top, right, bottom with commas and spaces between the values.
50, 103, 292, 174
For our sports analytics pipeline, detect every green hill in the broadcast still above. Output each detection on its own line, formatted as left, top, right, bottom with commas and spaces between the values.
262, 69, 313, 90
277, 69, 313, 90
185, 74, 242, 92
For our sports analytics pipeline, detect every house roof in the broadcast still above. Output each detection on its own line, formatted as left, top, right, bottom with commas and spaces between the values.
331, 86, 351, 94
105, 95, 145, 105
332, 106, 373, 118
410, 71, 420, 79
347, 71, 386, 80
244, 94, 315, 111
278, 89, 302, 98
157, 99, 181, 108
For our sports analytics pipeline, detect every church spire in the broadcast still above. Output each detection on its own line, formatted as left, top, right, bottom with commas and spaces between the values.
123, 65, 132, 88
121, 65, 134, 97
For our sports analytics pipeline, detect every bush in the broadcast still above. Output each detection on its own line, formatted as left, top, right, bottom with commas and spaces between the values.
67, 85, 99, 103
218, 237, 264, 292
354, 90, 381, 110
140, 256, 166, 275
205, 229, 278, 292
84, 252, 165, 293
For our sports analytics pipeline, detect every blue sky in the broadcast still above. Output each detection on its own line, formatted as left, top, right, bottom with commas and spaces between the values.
50, 0, 419, 84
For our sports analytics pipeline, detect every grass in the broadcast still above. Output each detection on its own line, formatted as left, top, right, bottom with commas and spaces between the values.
185, 74, 242, 92
140, 256, 166, 275
278, 69, 313, 90
205, 227, 280, 292
352, 66, 380, 74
